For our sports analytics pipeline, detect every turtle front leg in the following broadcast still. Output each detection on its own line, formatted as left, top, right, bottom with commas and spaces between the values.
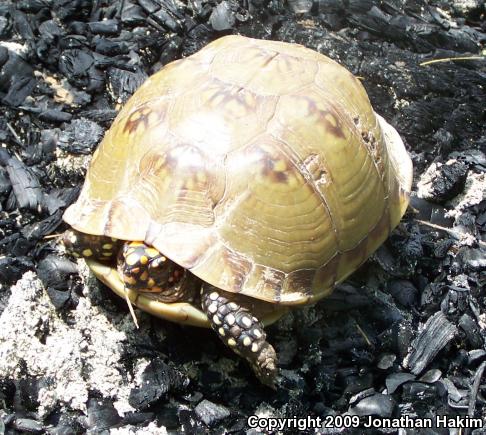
201, 285, 278, 387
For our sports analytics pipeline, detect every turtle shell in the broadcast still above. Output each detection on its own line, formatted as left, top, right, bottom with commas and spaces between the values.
64, 35, 413, 306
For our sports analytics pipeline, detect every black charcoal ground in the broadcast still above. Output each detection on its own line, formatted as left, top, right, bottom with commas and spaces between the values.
0, 0, 485, 433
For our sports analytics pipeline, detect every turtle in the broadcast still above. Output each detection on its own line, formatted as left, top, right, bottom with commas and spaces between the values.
62, 35, 413, 386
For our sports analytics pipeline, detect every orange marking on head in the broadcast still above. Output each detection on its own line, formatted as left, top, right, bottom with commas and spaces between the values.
123, 275, 137, 285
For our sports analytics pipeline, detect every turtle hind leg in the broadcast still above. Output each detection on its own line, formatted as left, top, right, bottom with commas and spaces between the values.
201, 285, 278, 387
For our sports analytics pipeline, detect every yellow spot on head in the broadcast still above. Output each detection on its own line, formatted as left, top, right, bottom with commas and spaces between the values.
82, 249, 93, 257
140, 271, 148, 281
140, 256, 148, 265
129, 241, 144, 247
123, 275, 137, 285
146, 248, 160, 258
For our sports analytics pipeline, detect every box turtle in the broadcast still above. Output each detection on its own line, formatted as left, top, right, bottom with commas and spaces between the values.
62, 35, 413, 386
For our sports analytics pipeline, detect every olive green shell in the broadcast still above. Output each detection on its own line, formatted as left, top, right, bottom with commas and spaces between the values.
64, 35, 413, 306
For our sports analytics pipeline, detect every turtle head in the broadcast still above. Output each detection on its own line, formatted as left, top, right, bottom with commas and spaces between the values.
117, 241, 187, 302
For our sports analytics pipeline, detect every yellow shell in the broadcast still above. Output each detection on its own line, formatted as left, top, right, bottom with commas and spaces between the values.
64, 35, 413, 313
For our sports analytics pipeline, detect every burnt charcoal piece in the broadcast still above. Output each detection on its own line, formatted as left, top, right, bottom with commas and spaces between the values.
433, 238, 454, 258
36, 255, 78, 291
2, 153, 43, 211
57, 118, 104, 154
107, 67, 148, 104
21, 209, 64, 241
45, 411, 85, 434
11, 418, 44, 434
376, 353, 396, 370
417, 160, 468, 203
418, 368, 442, 383
385, 372, 415, 394
0, 15, 12, 39
209, 1, 236, 31
404, 311, 458, 375
387, 280, 418, 308
450, 149, 486, 172
0, 379, 15, 406
179, 408, 204, 434
53, 0, 91, 20
458, 314, 484, 349
78, 109, 116, 124
86, 397, 122, 432
94, 37, 130, 56
38, 109, 73, 123
58, 49, 104, 91
16, 378, 49, 411
138, 0, 183, 32
348, 393, 395, 417
43, 187, 79, 215
468, 349, 486, 365
194, 399, 231, 427
128, 359, 189, 410
46, 287, 72, 309
0, 256, 33, 285
458, 248, 486, 272
121, 2, 147, 25
0, 166, 11, 198
87, 19, 120, 35
410, 197, 454, 227
288, 0, 313, 14
402, 382, 437, 401
121, 411, 155, 426
0, 47, 35, 106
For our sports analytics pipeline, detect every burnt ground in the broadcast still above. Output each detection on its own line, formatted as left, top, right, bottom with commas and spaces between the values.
0, 0, 485, 434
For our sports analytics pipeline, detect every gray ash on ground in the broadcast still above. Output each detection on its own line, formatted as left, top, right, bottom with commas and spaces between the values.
0, 0, 485, 433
